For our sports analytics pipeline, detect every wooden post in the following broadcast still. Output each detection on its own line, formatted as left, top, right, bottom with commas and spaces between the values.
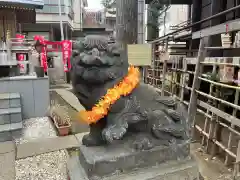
234, 140, 240, 178
180, 57, 187, 101
161, 39, 168, 96
210, 86, 221, 157
205, 58, 217, 152
176, 57, 181, 96
6, 40, 11, 61
187, 37, 209, 139
173, 57, 178, 95
225, 89, 240, 165
170, 57, 174, 96
151, 43, 156, 85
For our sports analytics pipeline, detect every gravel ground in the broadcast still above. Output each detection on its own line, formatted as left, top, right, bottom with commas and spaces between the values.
15, 150, 68, 180
12, 117, 57, 144
13, 117, 68, 180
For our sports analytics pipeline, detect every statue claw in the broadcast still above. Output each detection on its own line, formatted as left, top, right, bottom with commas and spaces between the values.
82, 133, 105, 146
102, 125, 127, 143
133, 137, 153, 150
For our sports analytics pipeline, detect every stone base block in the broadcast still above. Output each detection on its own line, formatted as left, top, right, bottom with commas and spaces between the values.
74, 133, 198, 180
68, 154, 199, 180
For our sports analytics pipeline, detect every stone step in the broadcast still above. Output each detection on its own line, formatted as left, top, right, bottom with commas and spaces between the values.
0, 122, 23, 142
0, 93, 21, 109
0, 122, 23, 133
0, 107, 22, 130
0, 93, 20, 100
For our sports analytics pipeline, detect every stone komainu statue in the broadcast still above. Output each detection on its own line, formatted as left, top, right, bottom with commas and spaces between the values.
71, 35, 189, 150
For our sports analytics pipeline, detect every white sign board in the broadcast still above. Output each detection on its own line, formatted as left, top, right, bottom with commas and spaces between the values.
127, 44, 152, 66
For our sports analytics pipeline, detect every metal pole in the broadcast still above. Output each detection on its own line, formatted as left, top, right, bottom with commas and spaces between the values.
58, 0, 64, 40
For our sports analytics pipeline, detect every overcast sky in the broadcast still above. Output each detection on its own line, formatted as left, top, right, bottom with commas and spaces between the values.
86, 0, 102, 10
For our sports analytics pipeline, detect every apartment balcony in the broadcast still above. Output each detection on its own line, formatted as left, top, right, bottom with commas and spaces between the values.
35, 0, 74, 28
145, 0, 192, 4
83, 22, 105, 29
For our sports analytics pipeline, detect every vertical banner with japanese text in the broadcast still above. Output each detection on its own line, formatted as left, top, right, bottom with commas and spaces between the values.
34, 35, 48, 72
15, 34, 25, 72
61, 40, 72, 72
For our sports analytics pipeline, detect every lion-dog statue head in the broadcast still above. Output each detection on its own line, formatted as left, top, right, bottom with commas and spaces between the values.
71, 35, 129, 110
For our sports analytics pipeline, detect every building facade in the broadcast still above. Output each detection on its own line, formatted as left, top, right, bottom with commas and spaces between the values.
0, 0, 43, 41
105, 8, 116, 37
21, 0, 88, 41
80, 9, 112, 38
0, 0, 44, 77
83, 9, 105, 28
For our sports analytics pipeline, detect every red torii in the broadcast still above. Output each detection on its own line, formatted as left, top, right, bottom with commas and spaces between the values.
34, 35, 72, 72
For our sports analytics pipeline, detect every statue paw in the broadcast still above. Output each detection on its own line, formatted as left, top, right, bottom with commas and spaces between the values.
102, 125, 127, 143
82, 133, 105, 146
132, 137, 153, 150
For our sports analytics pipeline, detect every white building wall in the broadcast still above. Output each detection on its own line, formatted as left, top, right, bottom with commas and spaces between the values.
35, 0, 88, 30
158, 5, 188, 37
36, 14, 73, 26
73, 0, 88, 30
73, 0, 81, 30
35, 0, 74, 28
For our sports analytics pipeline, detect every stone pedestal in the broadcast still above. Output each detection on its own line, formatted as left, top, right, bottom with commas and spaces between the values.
0, 76, 49, 119
69, 133, 199, 180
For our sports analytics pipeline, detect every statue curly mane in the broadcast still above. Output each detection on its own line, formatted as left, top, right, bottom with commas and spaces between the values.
71, 35, 128, 110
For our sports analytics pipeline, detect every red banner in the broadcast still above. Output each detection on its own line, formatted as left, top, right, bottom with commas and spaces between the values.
16, 34, 25, 71
61, 40, 72, 72
34, 35, 48, 72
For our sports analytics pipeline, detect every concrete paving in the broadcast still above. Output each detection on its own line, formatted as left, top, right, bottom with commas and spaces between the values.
0, 134, 81, 180
0, 141, 16, 180
191, 143, 233, 180
0, 141, 15, 154
55, 89, 85, 112
17, 135, 79, 159
0, 134, 235, 180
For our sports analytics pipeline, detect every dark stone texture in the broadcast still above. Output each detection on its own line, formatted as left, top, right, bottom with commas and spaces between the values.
71, 35, 190, 149
68, 146, 199, 180
77, 133, 190, 179
71, 35, 194, 179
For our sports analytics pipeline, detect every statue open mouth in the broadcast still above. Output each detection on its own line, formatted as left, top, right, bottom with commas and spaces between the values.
81, 65, 111, 83
86, 66, 100, 73
79, 54, 114, 67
